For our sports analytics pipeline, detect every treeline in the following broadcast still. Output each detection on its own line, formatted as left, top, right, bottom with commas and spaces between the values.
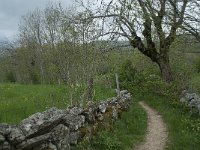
0, 4, 111, 85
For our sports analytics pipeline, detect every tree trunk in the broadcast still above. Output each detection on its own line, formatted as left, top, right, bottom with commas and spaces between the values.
157, 57, 173, 83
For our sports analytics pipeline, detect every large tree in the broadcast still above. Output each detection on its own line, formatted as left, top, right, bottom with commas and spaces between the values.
79, 0, 200, 82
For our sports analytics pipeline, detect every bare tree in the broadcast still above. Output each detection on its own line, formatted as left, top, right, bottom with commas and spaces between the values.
79, 0, 200, 82
19, 9, 46, 83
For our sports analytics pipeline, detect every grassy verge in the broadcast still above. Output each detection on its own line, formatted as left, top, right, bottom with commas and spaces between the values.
191, 74, 200, 94
77, 100, 147, 150
135, 91, 200, 150
0, 83, 115, 124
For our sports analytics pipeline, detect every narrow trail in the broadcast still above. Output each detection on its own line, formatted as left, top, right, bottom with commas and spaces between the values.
135, 101, 168, 150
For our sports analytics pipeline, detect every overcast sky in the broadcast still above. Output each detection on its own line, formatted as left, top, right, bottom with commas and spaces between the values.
0, 0, 73, 40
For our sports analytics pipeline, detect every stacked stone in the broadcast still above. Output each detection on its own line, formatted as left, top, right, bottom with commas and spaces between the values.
180, 90, 200, 115
0, 90, 131, 150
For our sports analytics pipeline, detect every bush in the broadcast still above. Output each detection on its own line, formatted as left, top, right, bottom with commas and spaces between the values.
118, 59, 138, 89
5, 71, 16, 83
30, 72, 40, 84
119, 60, 136, 82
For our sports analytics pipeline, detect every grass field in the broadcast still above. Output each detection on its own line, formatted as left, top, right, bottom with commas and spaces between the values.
135, 90, 200, 150
0, 83, 115, 124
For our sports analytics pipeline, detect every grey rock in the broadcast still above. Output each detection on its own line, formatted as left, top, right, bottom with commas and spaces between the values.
7, 127, 25, 144
124, 93, 131, 99
0, 134, 5, 143
0, 124, 14, 136
51, 124, 70, 150
99, 103, 107, 113
48, 143, 57, 150
19, 107, 64, 137
185, 93, 198, 102
188, 99, 197, 108
69, 107, 83, 115
97, 114, 104, 121
2, 141, 11, 150
112, 107, 118, 120
18, 124, 70, 150
63, 114, 85, 131
120, 90, 128, 95
69, 132, 80, 145
81, 110, 95, 123
180, 97, 187, 103
16, 132, 51, 149
181, 91, 200, 116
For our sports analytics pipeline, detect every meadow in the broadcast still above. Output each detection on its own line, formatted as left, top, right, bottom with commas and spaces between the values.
0, 83, 115, 124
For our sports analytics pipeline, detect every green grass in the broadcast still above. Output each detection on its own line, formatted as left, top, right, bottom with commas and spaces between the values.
191, 74, 200, 94
77, 100, 147, 150
135, 90, 200, 150
0, 83, 115, 124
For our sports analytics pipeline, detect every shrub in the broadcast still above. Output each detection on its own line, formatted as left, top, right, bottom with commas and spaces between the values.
118, 59, 138, 90
30, 72, 40, 84
5, 71, 16, 83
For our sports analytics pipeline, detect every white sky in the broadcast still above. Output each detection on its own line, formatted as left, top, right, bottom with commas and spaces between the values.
0, 0, 73, 40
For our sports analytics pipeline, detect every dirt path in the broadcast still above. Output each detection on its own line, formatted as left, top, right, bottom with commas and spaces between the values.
135, 101, 168, 150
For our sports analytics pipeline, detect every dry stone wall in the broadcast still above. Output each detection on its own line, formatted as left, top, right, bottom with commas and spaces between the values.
0, 90, 131, 150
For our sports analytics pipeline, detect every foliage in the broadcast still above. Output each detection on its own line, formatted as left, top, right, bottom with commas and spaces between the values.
30, 71, 40, 84
5, 71, 16, 83
117, 58, 146, 91
118, 59, 136, 85
117, 56, 173, 97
